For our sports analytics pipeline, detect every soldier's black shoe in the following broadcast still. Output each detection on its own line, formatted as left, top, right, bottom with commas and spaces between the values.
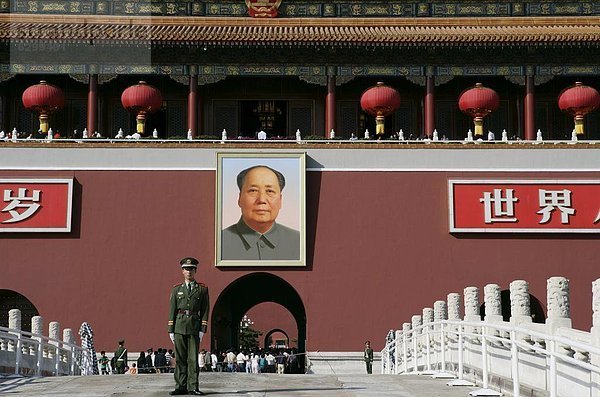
188, 391, 204, 395
169, 389, 187, 395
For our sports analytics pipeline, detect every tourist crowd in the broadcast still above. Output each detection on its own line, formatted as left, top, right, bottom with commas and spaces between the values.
97, 347, 301, 375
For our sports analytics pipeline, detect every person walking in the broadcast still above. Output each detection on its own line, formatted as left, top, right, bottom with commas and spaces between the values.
364, 340, 374, 374
113, 340, 127, 374
168, 257, 210, 396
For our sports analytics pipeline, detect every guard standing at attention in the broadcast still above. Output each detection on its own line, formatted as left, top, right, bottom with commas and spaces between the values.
168, 257, 210, 396
114, 340, 127, 374
364, 340, 374, 374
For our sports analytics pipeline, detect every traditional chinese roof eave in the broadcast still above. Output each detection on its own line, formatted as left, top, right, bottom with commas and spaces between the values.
1, 14, 599, 47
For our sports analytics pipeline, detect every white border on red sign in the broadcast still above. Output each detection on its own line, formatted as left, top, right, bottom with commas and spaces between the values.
448, 179, 600, 233
0, 178, 74, 233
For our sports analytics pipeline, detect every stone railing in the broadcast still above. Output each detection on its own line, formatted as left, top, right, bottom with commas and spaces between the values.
0, 309, 96, 376
381, 277, 600, 397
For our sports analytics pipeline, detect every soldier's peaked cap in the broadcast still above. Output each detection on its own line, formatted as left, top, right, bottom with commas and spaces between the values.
180, 257, 199, 268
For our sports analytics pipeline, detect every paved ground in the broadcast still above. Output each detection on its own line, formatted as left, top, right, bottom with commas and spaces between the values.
0, 373, 479, 396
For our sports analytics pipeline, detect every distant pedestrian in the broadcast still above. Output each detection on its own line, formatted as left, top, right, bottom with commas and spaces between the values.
265, 351, 276, 373
203, 350, 212, 372
211, 352, 218, 372
364, 341, 374, 374
276, 351, 286, 374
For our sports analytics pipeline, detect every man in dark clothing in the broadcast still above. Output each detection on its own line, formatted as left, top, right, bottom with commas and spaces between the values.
364, 340, 374, 374
155, 348, 168, 373
137, 352, 147, 374
145, 349, 154, 373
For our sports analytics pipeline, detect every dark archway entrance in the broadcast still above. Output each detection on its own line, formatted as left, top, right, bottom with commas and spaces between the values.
264, 328, 289, 349
0, 290, 39, 331
211, 273, 306, 369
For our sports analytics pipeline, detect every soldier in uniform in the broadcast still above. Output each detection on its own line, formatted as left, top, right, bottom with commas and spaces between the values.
364, 340, 374, 374
114, 340, 127, 374
168, 257, 210, 396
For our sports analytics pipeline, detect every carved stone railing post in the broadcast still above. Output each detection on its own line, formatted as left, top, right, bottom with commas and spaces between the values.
411, 315, 422, 371
546, 276, 572, 331
423, 308, 434, 324
510, 280, 532, 325
447, 293, 461, 342
31, 316, 43, 335
48, 321, 60, 359
31, 315, 45, 357
434, 300, 448, 322
63, 328, 74, 344
63, 328, 73, 363
434, 300, 447, 344
484, 284, 503, 323
448, 293, 461, 321
8, 309, 21, 352
422, 308, 434, 370
402, 322, 412, 370
464, 287, 480, 322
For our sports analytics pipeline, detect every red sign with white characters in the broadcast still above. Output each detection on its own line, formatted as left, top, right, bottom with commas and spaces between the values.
449, 180, 600, 233
0, 179, 73, 232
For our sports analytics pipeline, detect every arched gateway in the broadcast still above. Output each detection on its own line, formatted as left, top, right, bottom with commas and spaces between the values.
211, 273, 306, 368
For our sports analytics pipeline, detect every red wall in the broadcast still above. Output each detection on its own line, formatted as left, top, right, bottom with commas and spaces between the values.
0, 170, 597, 352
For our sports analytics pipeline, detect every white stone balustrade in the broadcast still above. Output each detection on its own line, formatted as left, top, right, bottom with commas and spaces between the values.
0, 311, 95, 377
383, 276, 600, 397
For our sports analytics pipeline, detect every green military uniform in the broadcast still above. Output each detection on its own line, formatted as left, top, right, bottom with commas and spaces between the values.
114, 342, 127, 374
168, 258, 210, 394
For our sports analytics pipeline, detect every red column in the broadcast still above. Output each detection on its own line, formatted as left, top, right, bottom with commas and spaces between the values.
326, 75, 336, 138
424, 75, 435, 138
87, 74, 98, 135
525, 75, 535, 140
188, 74, 198, 137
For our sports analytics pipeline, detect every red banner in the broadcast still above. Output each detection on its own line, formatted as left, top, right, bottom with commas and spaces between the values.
449, 180, 600, 233
0, 179, 73, 232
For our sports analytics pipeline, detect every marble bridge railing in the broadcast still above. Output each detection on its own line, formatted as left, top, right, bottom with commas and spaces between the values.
381, 277, 600, 397
0, 309, 95, 376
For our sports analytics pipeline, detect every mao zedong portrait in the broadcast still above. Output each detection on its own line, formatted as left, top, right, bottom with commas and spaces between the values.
222, 165, 300, 261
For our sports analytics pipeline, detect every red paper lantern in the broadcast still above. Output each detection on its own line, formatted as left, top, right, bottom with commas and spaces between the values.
121, 81, 163, 134
558, 82, 600, 135
458, 83, 499, 137
360, 82, 401, 135
22, 81, 65, 133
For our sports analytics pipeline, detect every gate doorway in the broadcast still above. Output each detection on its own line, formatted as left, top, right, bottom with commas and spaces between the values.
239, 100, 287, 138
211, 273, 306, 370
